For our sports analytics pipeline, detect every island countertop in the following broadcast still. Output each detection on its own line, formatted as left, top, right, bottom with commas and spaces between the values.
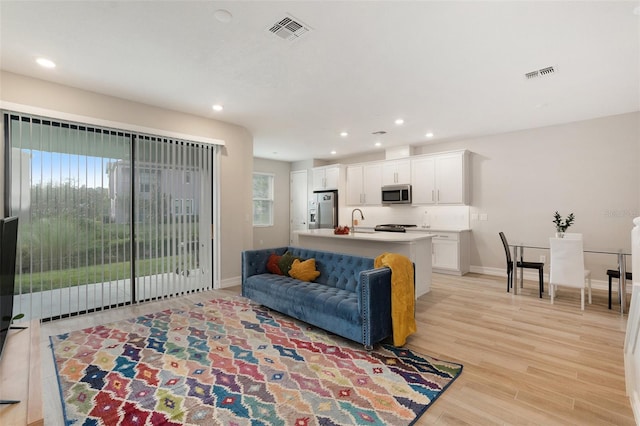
295, 228, 435, 242
296, 228, 433, 298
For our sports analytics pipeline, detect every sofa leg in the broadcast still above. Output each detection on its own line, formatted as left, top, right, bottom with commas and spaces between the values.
364, 344, 373, 351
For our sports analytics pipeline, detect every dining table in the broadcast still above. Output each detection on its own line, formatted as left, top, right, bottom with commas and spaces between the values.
510, 242, 631, 314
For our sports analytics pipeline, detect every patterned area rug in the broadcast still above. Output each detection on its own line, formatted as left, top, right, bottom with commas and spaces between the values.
50, 297, 462, 425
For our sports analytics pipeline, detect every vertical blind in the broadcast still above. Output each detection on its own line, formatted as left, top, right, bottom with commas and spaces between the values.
4, 112, 217, 321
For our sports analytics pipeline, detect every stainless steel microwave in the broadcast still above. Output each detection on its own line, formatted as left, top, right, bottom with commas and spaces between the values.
381, 184, 412, 204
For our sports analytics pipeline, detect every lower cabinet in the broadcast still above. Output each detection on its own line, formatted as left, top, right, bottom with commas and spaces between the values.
431, 231, 470, 276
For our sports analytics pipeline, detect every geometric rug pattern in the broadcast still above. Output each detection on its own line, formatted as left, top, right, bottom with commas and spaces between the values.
50, 296, 462, 425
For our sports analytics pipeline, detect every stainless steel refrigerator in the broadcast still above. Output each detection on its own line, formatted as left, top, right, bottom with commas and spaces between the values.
308, 190, 338, 229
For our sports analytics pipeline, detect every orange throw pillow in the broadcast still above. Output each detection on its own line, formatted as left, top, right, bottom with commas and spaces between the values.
266, 254, 283, 275
288, 258, 320, 282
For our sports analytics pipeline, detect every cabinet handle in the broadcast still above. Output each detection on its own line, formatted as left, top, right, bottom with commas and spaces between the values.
437, 189, 440, 201
363, 193, 366, 204
431, 190, 435, 202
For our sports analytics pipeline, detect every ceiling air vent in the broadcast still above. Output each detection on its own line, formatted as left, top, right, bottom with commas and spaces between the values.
267, 15, 311, 42
525, 66, 556, 80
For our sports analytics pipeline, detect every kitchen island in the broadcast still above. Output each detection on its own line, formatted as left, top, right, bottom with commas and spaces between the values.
295, 229, 434, 298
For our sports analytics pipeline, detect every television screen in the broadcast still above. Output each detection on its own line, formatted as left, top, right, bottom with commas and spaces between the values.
0, 216, 19, 361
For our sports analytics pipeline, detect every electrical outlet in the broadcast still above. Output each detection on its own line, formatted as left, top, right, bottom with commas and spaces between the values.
539, 255, 546, 263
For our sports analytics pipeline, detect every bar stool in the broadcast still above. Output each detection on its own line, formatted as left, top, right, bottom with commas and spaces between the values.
607, 269, 633, 309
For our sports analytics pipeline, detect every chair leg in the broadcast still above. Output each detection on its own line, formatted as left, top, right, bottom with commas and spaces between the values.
507, 270, 511, 293
587, 274, 592, 305
618, 278, 622, 305
580, 288, 585, 310
538, 268, 543, 298
550, 284, 554, 304
608, 275, 612, 309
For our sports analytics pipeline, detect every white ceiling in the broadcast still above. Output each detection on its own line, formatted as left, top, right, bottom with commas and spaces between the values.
1, 1, 639, 162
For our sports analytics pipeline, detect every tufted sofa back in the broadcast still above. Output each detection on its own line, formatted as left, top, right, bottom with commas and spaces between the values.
287, 246, 375, 292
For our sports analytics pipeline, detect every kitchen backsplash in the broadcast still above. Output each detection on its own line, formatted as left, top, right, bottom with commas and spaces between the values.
339, 205, 470, 230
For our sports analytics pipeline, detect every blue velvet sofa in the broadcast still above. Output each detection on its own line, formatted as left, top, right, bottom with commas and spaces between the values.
241, 246, 392, 349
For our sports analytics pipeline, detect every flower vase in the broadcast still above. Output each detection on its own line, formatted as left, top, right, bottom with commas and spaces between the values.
555, 232, 565, 238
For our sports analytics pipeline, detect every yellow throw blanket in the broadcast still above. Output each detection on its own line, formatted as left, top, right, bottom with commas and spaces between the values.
374, 252, 417, 346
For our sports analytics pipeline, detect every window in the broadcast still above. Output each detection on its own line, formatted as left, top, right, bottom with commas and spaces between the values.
5, 112, 219, 321
253, 173, 274, 226
174, 199, 183, 215
139, 170, 155, 193
184, 171, 191, 184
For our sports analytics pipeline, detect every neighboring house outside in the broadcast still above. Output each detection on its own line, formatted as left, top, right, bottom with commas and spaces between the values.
107, 160, 201, 224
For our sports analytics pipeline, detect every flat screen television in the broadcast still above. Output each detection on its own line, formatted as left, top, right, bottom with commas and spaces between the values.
0, 216, 18, 362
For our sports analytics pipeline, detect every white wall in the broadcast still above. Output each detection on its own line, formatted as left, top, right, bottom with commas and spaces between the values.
253, 157, 291, 249
0, 71, 254, 285
328, 112, 639, 280
414, 112, 640, 280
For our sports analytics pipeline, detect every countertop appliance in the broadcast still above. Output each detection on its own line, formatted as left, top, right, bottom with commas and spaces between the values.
381, 184, 412, 204
374, 224, 417, 233
309, 190, 338, 230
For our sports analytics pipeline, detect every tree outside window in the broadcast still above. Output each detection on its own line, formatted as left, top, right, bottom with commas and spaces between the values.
253, 173, 274, 226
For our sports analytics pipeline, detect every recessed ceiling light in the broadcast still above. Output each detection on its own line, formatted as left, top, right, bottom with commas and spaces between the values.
394, 118, 404, 125
214, 9, 233, 23
36, 57, 56, 69
330, 150, 337, 155
212, 104, 223, 112
425, 132, 434, 138
340, 131, 348, 137
375, 142, 382, 147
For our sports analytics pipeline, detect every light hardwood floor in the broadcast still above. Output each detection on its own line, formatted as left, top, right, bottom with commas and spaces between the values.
39, 274, 635, 425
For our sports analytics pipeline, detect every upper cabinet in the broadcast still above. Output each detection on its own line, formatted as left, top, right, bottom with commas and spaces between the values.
411, 150, 469, 205
382, 159, 411, 185
346, 163, 382, 205
312, 165, 342, 191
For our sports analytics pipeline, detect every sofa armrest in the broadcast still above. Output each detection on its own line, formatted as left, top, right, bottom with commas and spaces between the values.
359, 267, 393, 348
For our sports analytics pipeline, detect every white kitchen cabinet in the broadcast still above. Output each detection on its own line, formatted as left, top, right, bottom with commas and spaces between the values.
346, 163, 382, 205
410, 157, 436, 204
430, 231, 470, 276
312, 165, 341, 191
411, 150, 468, 205
382, 159, 411, 185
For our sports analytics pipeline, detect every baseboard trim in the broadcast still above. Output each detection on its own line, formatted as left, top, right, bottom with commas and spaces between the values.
219, 276, 241, 289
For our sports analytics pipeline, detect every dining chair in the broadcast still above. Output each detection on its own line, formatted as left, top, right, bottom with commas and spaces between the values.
499, 232, 544, 298
549, 237, 592, 310
607, 269, 633, 309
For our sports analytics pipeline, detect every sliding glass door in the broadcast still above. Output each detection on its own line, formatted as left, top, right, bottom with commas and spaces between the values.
4, 112, 217, 321
132, 136, 214, 303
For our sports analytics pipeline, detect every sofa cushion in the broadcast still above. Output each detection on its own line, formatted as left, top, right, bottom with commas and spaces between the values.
278, 251, 300, 276
266, 254, 283, 275
289, 258, 320, 282
244, 274, 360, 323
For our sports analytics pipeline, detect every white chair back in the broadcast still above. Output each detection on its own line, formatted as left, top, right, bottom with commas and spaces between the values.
549, 237, 585, 289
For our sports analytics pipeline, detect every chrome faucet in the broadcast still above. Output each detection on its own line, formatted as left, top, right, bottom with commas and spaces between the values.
351, 208, 364, 233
